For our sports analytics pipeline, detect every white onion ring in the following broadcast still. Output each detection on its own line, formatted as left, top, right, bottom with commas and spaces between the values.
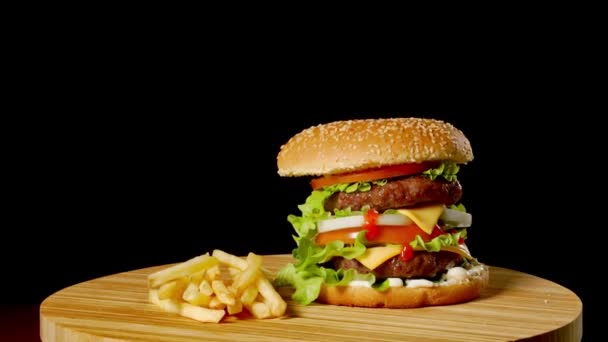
317, 214, 412, 233
317, 208, 472, 233
440, 208, 472, 227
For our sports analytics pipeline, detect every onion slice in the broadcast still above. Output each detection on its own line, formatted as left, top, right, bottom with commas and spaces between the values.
440, 208, 472, 227
317, 207, 472, 233
317, 214, 412, 233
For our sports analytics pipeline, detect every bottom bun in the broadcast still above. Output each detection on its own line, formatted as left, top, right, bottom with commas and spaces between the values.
317, 265, 489, 308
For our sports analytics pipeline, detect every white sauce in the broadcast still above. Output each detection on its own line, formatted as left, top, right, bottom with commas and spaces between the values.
446, 266, 468, 283
387, 278, 404, 287
348, 280, 372, 288
406, 279, 434, 288
346, 265, 486, 288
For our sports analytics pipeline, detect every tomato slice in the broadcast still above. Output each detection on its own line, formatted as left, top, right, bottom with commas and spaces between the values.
315, 224, 437, 246
310, 162, 439, 190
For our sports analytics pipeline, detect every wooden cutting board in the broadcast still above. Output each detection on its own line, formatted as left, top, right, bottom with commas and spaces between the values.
40, 254, 582, 341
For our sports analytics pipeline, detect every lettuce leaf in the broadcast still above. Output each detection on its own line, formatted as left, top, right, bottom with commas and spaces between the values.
325, 179, 387, 194
410, 229, 467, 251
449, 203, 467, 212
276, 263, 377, 305
275, 231, 371, 305
372, 278, 391, 291
423, 161, 460, 181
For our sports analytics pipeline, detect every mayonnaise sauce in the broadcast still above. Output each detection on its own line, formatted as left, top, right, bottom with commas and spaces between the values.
346, 265, 486, 288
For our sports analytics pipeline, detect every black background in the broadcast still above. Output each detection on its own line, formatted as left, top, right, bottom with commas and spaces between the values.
4, 49, 599, 339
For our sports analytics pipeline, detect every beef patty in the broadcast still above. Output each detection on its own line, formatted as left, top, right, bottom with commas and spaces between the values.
324, 175, 462, 212
331, 251, 462, 279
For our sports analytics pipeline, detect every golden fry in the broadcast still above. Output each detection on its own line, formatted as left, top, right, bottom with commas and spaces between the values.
189, 269, 206, 285
182, 282, 212, 306
232, 253, 263, 294
208, 296, 227, 310
256, 275, 287, 317
246, 301, 271, 319
148, 253, 219, 288
239, 286, 258, 305
211, 280, 235, 305
227, 301, 243, 315
157, 278, 188, 300
198, 280, 214, 296
148, 249, 287, 323
180, 303, 225, 323
212, 249, 248, 270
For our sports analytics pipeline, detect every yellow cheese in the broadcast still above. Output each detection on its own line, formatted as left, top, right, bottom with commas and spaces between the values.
413, 244, 473, 259
355, 245, 402, 270
397, 205, 444, 234
356, 244, 473, 271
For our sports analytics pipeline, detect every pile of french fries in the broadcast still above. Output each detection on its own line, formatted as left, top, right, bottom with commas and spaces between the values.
148, 249, 287, 323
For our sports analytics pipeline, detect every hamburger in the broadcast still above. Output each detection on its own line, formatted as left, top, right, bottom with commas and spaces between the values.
275, 117, 489, 308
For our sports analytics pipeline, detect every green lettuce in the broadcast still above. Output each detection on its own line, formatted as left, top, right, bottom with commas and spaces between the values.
423, 161, 460, 181
325, 179, 387, 194
372, 278, 391, 291
275, 231, 372, 304
449, 203, 467, 212
287, 189, 333, 241
410, 229, 467, 252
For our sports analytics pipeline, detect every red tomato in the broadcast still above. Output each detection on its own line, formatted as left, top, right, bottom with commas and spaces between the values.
310, 162, 439, 190
315, 224, 434, 246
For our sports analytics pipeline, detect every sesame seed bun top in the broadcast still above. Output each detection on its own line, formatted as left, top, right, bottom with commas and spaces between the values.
277, 117, 473, 177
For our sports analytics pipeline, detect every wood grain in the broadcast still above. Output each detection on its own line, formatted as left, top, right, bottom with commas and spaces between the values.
40, 254, 582, 341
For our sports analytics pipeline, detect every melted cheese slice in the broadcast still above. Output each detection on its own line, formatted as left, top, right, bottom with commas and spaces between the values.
356, 244, 473, 271
355, 245, 402, 270
396, 204, 444, 234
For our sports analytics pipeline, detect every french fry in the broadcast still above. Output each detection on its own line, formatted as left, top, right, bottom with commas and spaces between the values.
149, 290, 181, 314
211, 280, 235, 305
180, 303, 225, 323
186, 293, 212, 307
148, 253, 219, 288
149, 289, 160, 305
182, 282, 212, 306
205, 264, 221, 281
208, 296, 227, 310
232, 253, 263, 294
212, 249, 248, 270
198, 280, 213, 296
239, 286, 258, 305
256, 275, 287, 317
181, 282, 198, 300
157, 278, 188, 300
189, 269, 206, 285
148, 249, 288, 323
227, 300, 243, 315
246, 301, 271, 319
228, 267, 241, 277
